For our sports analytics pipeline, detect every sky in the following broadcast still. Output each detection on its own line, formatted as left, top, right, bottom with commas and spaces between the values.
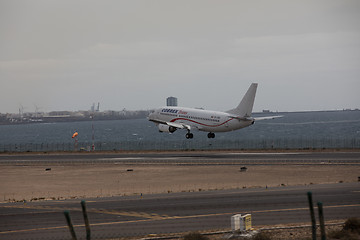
1, 0, 359, 113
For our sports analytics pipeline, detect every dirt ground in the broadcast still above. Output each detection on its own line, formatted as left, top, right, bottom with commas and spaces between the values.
1, 163, 359, 202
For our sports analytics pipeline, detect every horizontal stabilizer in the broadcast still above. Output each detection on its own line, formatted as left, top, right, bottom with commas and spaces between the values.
254, 115, 283, 121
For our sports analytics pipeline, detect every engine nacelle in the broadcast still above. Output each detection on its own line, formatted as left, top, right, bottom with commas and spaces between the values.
158, 124, 177, 133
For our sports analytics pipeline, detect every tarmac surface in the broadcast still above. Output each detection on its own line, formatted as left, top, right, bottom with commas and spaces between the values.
0, 151, 360, 166
0, 183, 359, 239
0, 151, 359, 239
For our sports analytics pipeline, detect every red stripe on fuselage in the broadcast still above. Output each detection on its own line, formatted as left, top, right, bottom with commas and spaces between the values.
169, 118, 233, 128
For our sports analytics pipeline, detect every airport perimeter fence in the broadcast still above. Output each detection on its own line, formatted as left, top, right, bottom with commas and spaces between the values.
0, 137, 359, 152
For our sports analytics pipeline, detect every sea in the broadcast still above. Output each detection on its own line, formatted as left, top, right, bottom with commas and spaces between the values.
0, 110, 359, 151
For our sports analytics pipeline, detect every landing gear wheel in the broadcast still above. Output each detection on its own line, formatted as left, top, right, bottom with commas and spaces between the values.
207, 132, 215, 138
186, 133, 194, 139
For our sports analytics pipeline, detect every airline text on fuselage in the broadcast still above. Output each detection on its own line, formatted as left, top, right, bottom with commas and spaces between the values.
161, 108, 188, 115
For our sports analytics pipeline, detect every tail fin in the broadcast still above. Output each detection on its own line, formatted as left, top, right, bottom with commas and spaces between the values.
226, 83, 258, 117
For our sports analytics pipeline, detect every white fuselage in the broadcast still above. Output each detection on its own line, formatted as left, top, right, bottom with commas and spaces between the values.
149, 107, 253, 133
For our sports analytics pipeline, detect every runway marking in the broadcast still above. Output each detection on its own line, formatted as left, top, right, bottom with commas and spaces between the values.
0, 205, 169, 219
89, 209, 169, 219
99, 157, 185, 161
1, 204, 359, 235
224, 152, 304, 155
98, 157, 146, 160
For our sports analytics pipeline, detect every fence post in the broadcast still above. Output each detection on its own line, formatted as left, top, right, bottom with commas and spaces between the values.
317, 202, 326, 240
64, 210, 77, 240
307, 192, 317, 240
81, 200, 91, 240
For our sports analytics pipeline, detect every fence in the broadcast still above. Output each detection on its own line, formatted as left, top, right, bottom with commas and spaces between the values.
1, 189, 358, 240
0, 138, 359, 152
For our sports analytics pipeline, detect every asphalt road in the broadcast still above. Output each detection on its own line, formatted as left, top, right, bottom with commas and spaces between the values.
0, 151, 359, 239
0, 151, 360, 165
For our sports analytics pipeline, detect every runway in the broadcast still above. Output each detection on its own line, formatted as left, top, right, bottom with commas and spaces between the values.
0, 151, 359, 239
0, 183, 359, 239
0, 151, 360, 165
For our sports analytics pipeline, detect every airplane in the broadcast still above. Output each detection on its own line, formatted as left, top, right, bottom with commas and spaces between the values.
148, 83, 282, 139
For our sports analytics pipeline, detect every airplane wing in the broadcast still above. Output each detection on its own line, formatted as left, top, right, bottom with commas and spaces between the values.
149, 118, 191, 131
254, 115, 283, 121
167, 121, 191, 131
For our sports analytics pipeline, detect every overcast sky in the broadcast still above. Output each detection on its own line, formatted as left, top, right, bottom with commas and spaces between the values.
1, 0, 359, 113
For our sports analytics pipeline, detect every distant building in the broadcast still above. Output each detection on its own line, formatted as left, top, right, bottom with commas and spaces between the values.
166, 97, 178, 106
91, 102, 100, 112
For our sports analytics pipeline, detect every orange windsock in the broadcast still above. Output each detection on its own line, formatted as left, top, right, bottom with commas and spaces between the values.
72, 132, 78, 138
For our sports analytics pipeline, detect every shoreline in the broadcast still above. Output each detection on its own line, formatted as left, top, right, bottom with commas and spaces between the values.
2, 109, 358, 126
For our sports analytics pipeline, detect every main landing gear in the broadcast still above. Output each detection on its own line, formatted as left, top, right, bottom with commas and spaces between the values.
185, 132, 215, 139
185, 132, 194, 139
207, 132, 215, 138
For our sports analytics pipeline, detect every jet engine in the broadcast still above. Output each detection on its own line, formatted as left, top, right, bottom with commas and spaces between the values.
158, 124, 177, 133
